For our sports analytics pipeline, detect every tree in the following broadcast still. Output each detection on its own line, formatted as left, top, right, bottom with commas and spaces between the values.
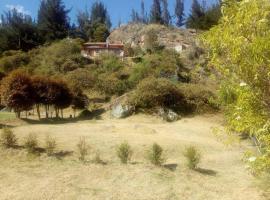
38, 0, 70, 42
141, 0, 148, 23
90, 1, 111, 29
186, 0, 205, 29
70, 86, 89, 117
0, 9, 40, 52
144, 29, 160, 53
203, 0, 270, 174
175, 0, 185, 27
0, 70, 34, 118
161, 0, 171, 26
131, 9, 141, 23
92, 23, 110, 42
186, 0, 221, 30
76, 10, 91, 40
150, 0, 163, 24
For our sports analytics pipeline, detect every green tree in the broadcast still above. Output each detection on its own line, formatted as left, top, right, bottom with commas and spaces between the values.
90, 1, 111, 29
38, 0, 70, 42
175, 0, 185, 27
150, 0, 163, 24
92, 23, 110, 42
0, 9, 40, 52
161, 0, 171, 26
202, 0, 270, 174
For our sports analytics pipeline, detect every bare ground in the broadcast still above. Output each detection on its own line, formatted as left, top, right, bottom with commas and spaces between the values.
0, 114, 265, 200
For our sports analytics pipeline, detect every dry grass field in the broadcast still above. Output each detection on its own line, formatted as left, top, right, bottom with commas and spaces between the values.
0, 113, 265, 200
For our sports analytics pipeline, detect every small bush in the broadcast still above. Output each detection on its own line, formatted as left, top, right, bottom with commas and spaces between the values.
93, 151, 104, 164
0, 127, 17, 148
129, 77, 187, 112
147, 143, 165, 166
45, 135, 57, 156
116, 142, 133, 164
77, 137, 89, 161
24, 133, 38, 154
78, 109, 92, 119
183, 146, 201, 170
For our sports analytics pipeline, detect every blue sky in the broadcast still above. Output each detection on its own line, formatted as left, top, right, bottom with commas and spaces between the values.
0, 0, 216, 27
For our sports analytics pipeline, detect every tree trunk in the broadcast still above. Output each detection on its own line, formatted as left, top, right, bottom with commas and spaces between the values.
45, 105, 49, 119
61, 109, 63, 119
36, 104, 41, 120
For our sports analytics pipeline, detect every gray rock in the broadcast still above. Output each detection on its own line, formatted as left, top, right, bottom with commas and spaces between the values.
158, 108, 180, 122
111, 104, 133, 119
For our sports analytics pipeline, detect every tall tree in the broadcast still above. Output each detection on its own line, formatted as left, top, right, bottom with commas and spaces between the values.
38, 0, 70, 42
76, 9, 91, 40
186, 0, 221, 30
90, 1, 111, 29
175, 0, 185, 27
161, 0, 171, 26
0, 9, 40, 52
141, 0, 148, 23
131, 9, 140, 23
150, 0, 163, 24
186, 0, 205, 29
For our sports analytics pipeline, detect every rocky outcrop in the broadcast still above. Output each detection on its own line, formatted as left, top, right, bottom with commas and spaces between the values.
158, 108, 180, 122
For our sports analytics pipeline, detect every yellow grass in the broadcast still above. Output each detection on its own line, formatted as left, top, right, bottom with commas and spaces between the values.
0, 114, 265, 200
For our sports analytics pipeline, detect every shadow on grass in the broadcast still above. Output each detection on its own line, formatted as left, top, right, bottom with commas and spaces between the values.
163, 163, 178, 171
195, 168, 217, 176
53, 150, 74, 160
0, 124, 15, 128
21, 108, 106, 125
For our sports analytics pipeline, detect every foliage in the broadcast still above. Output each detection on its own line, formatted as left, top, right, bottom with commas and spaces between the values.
147, 143, 165, 166
129, 77, 187, 112
116, 142, 133, 164
65, 68, 96, 89
77, 137, 89, 161
186, 0, 221, 30
78, 109, 92, 119
0, 127, 17, 148
0, 9, 41, 52
38, 0, 70, 42
202, 0, 270, 175
150, 0, 163, 24
0, 70, 35, 117
24, 133, 38, 154
183, 146, 201, 170
0, 50, 30, 72
45, 135, 57, 156
175, 0, 185, 27
161, 0, 171, 26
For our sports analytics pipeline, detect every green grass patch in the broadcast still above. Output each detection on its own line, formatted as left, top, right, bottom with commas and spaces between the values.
0, 112, 16, 120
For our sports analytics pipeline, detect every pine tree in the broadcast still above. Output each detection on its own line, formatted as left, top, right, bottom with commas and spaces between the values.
150, 0, 162, 24
131, 9, 140, 23
90, 1, 111, 29
141, 0, 147, 23
186, 0, 205, 29
0, 9, 40, 52
161, 0, 171, 26
38, 0, 70, 42
175, 0, 185, 27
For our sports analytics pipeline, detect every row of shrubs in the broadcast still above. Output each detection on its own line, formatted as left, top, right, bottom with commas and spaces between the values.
0, 127, 201, 170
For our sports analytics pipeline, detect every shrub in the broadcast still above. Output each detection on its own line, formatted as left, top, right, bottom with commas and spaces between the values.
129, 77, 187, 112
93, 151, 104, 164
77, 137, 89, 161
78, 109, 92, 119
183, 146, 201, 170
0, 127, 17, 148
116, 142, 133, 164
24, 133, 38, 154
147, 143, 165, 166
45, 135, 57, 156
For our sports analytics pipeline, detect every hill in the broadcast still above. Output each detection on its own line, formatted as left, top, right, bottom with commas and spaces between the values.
109, 23, 198, 53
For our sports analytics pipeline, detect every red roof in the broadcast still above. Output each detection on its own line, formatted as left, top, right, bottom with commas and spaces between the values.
83, 42, 124, 50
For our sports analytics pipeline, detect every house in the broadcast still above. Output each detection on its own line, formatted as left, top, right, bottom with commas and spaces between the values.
81, 42, 124, 59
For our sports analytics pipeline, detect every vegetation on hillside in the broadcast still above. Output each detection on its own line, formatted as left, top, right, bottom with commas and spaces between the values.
203, 0, 270, 177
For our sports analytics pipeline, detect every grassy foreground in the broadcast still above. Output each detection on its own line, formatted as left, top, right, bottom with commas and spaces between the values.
0, 114, 264, 200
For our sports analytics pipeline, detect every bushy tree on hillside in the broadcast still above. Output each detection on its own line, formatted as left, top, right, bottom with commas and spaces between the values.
38, 0, 70, 42
0, 9, 40, 52
150, 0, 163, 24
90, 1, 111, 29
203, 0, 270, 174
175, 0, 185, 27
0, 70, 34, 118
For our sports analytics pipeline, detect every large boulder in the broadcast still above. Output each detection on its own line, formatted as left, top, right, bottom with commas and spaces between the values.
111, 104, 134, 119
158, 108, 180, 122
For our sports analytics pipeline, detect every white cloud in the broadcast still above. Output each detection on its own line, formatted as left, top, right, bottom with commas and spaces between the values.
5, 4, 31, 15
